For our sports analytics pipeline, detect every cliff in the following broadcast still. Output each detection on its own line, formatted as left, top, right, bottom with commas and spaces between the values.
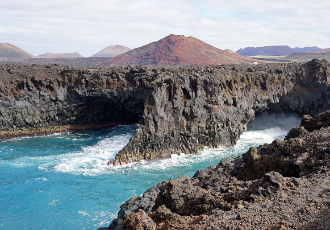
0, 64, 153, 137
0, 60, 329, 164
105, 110, 330, 230
110, 59, 330, 166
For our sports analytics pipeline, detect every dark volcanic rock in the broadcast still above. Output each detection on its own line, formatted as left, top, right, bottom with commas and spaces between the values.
106, 110, 330, 230
110, 59, 330, 166
0, 64, 152, 137
0, 59, 330, 164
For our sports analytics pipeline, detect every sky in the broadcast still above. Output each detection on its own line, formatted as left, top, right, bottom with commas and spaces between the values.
1, 0, 329, 57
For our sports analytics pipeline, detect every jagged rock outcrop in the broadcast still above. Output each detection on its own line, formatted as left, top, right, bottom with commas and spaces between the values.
106, 110, 330, 230
0, 60, 329, 163
110, 59, 330, 166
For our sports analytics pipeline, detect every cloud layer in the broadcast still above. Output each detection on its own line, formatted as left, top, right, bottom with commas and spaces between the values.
1, 0, 329, 56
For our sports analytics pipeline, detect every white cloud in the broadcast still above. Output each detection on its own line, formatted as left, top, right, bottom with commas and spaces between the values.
0, 0, 329, 56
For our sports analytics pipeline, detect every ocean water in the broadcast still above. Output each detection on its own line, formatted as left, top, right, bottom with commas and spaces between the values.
0, 113, 301, 230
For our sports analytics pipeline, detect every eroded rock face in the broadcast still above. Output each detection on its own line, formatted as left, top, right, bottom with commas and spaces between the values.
0, 60, 330, 164
0, 64, 154, 137
107, 110, 330, 230
111, 59, 330, 165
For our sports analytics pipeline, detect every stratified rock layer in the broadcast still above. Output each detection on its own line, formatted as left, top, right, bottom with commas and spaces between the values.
106, 110, 330, 230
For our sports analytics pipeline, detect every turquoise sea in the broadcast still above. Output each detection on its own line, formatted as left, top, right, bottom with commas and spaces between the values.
0, 113, 300, 229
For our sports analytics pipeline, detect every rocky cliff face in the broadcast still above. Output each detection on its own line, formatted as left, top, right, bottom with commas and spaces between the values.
111, 59, 330, 165
106, 110, 330, 230
0, 64, 153, 137
0, 60, 329, 163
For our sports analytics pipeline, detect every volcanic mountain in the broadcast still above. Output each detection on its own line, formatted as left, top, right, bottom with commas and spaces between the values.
38, 52, 83, 58
92, 45, 130, 57
0, 43, 35, 59
103, 35, 258, 66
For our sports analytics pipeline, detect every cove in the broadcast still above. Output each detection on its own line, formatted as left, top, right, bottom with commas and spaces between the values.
0, 112, 300, 230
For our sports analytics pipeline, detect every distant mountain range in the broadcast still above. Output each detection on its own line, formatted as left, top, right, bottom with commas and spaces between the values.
103, 34, 258, 66
0, 43, 35, 59
38, 52, 83, 58
236, 46, 321, 56
1, 39, 329, 66
92, 45, 130, 57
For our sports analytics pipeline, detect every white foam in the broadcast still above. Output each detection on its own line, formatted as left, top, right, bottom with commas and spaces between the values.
41, 133, 132, 176
240, 127, 287, 144
1, 123, 292, 176
34, 177, 48, 181
113, 126, 290, 173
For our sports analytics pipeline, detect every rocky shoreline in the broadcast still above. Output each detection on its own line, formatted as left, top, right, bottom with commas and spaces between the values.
0, 60, 329, 229
0, 60, 329, 166
104, 110, 330, 230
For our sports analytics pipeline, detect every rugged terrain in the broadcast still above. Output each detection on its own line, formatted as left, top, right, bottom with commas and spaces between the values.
105, 110, 330, 230
0, 60, 329, 165
0, 63, 152, 138
110, 59, 330, 166
103, 35, 259, 66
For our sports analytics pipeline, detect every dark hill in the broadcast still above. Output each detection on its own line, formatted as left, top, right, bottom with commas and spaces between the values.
293, 46, 321, 53
236, 46, 294, 56
237, 45, 321, 57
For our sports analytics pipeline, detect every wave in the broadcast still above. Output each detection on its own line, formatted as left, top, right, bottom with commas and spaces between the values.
109, 126, 290, 175
40, 132, 132, 176
0, 119, 295, 176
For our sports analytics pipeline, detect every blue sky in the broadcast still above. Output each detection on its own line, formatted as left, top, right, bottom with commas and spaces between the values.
1, 0, 329, 56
